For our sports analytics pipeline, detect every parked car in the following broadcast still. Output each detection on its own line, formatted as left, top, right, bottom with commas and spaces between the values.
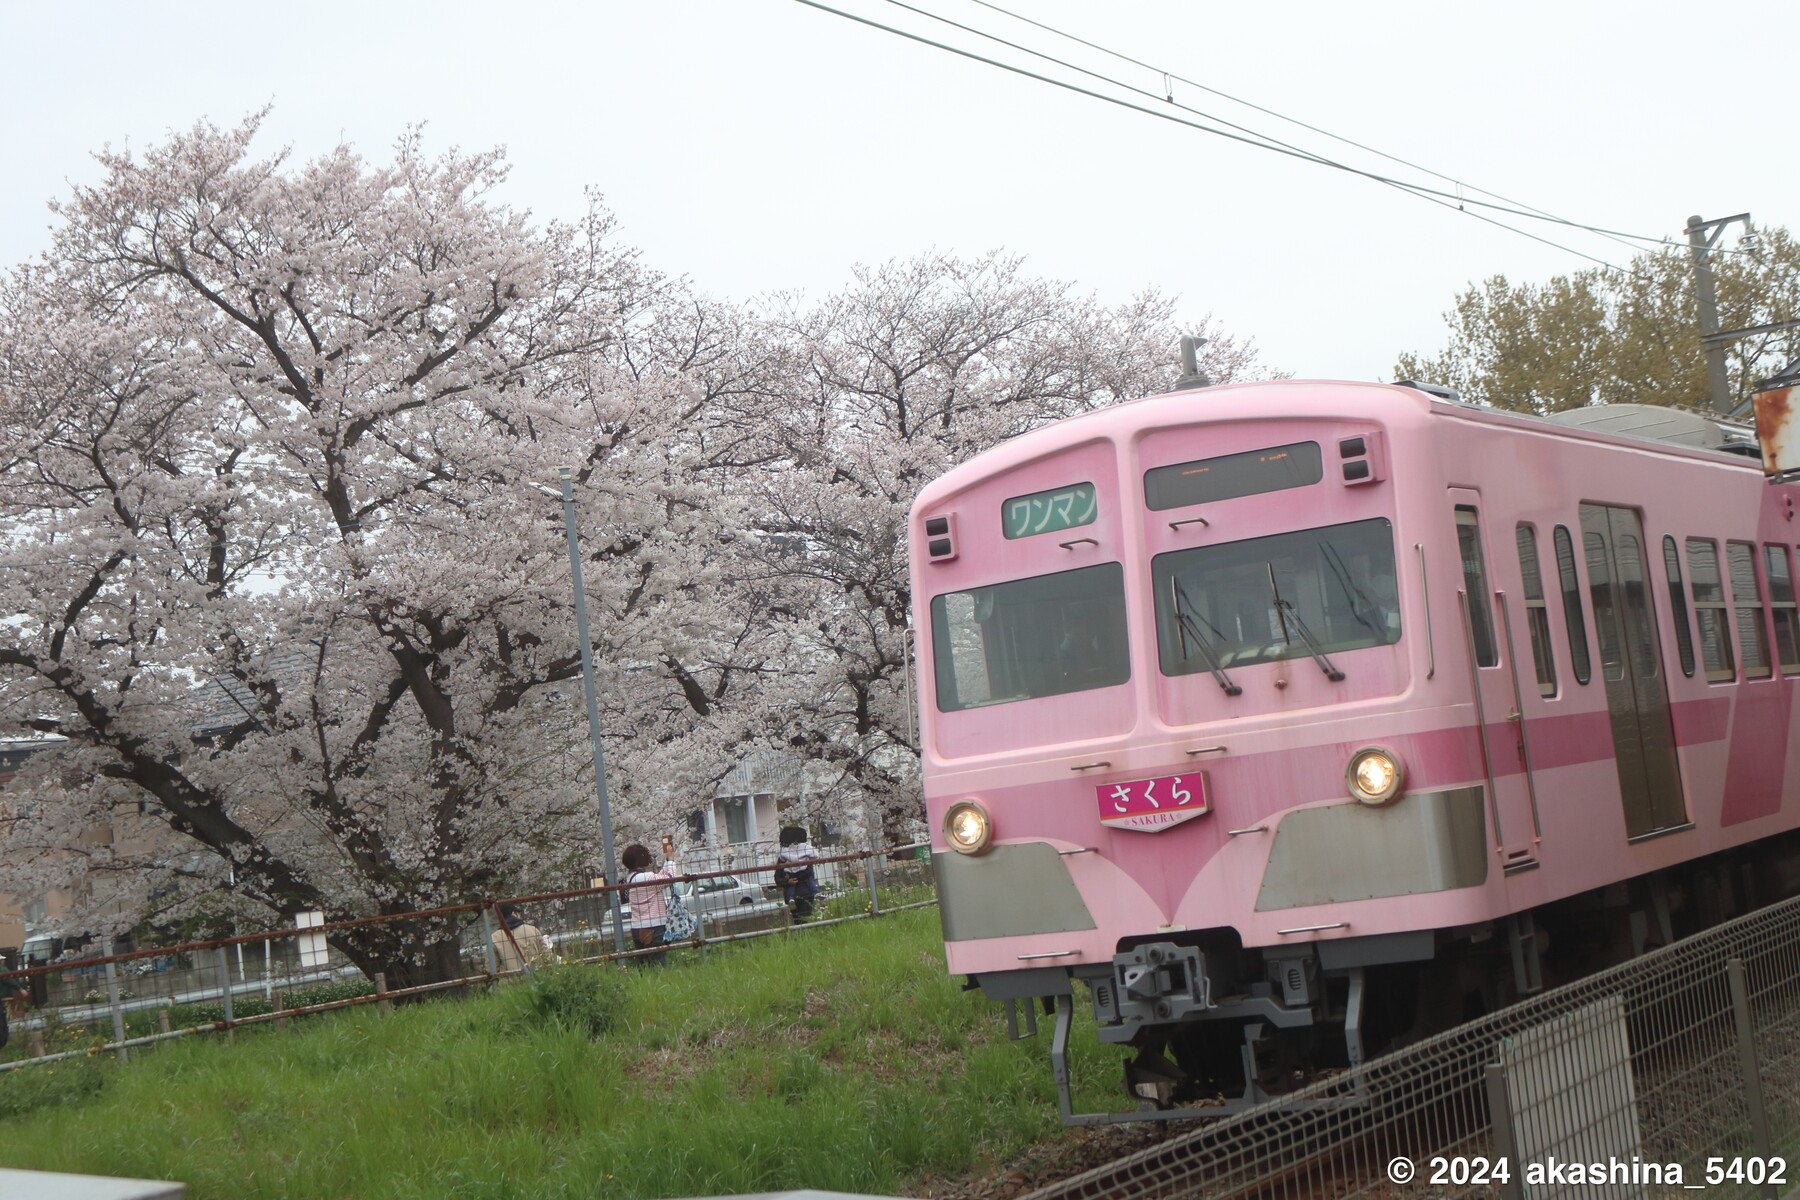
671, 874, 767, 916
21, 932, 77, 967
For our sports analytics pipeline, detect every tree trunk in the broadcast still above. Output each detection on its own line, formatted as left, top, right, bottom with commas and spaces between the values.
332, 919, 471, 1001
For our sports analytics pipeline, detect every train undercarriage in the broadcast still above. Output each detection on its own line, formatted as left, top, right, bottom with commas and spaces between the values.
979, 827, 1800, 1126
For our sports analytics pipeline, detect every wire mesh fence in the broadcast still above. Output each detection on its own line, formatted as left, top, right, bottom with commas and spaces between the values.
1027, 893, 1800, 1200
0, 842, 932, 1071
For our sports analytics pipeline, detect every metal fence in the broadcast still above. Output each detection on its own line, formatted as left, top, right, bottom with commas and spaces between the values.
677, 836, 861, 899
1029, 891, 1800, 1200
0, 842, 932, 1072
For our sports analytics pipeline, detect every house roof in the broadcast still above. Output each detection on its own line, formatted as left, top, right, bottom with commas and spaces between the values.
187, 647, 319, 738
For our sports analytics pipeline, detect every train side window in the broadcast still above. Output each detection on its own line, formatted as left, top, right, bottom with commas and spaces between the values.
1454, 508, 1497, 668
1661, 536, 1697, 677
1765, 545, 1800, 674
1685, 539, 1736, 682
1553, 525, 1592, 684
1515, 525, 1557, 696
1727, 541, 1771, 679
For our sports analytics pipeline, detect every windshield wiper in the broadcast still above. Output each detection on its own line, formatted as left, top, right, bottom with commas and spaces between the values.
1267, 563, 1346, 681
1170, 577, 1242, 696
1321, 543, 1383, 634
1266, 563, 1292, 645
1278, 599, 1346, 681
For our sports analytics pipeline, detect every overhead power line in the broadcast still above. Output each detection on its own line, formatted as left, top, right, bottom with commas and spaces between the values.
894, 0, 1669, 250
964, 0, 1671, 259
863, 0, 1661, 272
792, 0, 1740, 275
791, 0, 1632, 270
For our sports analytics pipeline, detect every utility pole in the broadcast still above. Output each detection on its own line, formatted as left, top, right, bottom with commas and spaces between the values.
528, 469, 628, 954
1686, 213, 1748, 416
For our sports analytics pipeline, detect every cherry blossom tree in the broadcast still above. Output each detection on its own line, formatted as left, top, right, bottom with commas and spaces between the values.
746, 253, 1270, 841
0, 117, 1273, 985
0, 115, 769, 985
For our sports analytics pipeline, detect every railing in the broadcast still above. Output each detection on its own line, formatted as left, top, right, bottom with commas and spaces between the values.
0, 842, 932, 1071
1026, 891, 1800, 1200
678, 836, 858, 895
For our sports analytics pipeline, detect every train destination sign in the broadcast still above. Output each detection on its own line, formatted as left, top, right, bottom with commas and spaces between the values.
1096, 771, 1210, 832
1002, 481, 1098, 539
1144, 440, 1324, 511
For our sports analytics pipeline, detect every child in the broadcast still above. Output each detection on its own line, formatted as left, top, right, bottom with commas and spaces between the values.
775, 825, 820, 923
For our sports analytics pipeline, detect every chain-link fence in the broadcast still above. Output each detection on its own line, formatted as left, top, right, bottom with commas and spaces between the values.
1028, 892, 1800, 1200
672, 836, 868, 906
0, 843, 932, 1072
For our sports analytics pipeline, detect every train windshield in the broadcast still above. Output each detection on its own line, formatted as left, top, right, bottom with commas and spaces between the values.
1151, 518, 1400, 676
929, 563, 1130, 711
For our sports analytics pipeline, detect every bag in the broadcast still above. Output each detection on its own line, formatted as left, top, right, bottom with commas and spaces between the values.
661, 885, 698, 943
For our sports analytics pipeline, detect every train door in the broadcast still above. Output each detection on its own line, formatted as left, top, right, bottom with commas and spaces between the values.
1450, 494, 1542, 872
1577, 503, 1688, 838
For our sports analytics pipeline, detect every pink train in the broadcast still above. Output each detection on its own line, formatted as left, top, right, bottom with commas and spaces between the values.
909, 369, 1800, 1123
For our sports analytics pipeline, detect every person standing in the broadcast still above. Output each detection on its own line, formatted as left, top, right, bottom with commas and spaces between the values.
0, 970, 28, 1050
623, 841, 680, 960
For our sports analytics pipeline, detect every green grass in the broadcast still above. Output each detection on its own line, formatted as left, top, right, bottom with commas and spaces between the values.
0, 909, 1124, 1199
0, 979, 381, 1067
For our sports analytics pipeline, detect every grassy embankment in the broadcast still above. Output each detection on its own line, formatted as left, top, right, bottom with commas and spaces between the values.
0, 901, 1125, 1199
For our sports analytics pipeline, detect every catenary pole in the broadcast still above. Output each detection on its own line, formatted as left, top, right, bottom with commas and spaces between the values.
1687, 214, 1733, 416
1683, 213, 1800, 420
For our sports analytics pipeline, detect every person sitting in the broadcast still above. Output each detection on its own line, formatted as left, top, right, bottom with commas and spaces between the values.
491, 904, 556, 974
775, 825, 820, 923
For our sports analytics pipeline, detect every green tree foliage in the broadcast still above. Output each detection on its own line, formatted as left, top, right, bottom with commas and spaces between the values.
1396, 228, 1800, 415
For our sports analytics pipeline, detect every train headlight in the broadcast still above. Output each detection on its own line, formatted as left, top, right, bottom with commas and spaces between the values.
1346, 746, 1404, 806
944, 800, 993, 855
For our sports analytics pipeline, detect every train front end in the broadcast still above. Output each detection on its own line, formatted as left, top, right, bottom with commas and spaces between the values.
910, 380, 1478, 1119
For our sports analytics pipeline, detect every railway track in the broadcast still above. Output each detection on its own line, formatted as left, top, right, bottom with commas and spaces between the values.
1018, 1080, 1458, 1200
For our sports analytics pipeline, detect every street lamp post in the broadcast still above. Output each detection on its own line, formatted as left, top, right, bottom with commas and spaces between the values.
533, 467, 628, 954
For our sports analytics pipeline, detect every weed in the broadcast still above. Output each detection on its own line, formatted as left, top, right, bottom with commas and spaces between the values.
164, 979, 374, 1029
283, 979, 377, 1009
500, 962, 626, 1038
0, 1056, 111, 1118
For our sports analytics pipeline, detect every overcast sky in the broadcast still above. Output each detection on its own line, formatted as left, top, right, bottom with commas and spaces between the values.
2, 0, 1792, 382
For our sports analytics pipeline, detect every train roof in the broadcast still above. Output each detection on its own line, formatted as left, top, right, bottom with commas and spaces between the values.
1542, 402, 1758, 455
915, 380, 1764, 510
